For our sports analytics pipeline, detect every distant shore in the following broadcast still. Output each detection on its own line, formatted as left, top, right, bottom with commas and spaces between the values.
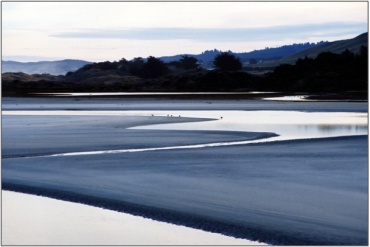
3, 90, 367, 101
3, 95, 368, 112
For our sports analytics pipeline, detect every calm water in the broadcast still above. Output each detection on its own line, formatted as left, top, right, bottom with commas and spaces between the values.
33, 91, 276, 96
3, 108, 367, 244
130, 110, 367, 140
3, 109, 367, 156
264, 95, 309, 101
4, 110, 367, 141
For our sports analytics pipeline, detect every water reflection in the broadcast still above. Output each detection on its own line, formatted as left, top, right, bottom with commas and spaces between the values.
60, 112, 363, 156
315, 124, 368, 133
131, 110, 367, 141
4, 110, 367, 150
264, 95, 309, 101
33, 92, 276, 97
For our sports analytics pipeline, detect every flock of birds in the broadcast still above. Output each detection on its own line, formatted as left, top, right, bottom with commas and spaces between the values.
151, 114, 223, 119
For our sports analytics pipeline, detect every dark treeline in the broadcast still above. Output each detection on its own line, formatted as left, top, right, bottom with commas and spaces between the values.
164, 47, 367, 93
263, 46, 368, 92
67, 55, 197, 80
2, 47, 368, 96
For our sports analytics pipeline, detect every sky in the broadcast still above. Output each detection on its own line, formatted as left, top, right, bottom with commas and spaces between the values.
2, 2, 368, 62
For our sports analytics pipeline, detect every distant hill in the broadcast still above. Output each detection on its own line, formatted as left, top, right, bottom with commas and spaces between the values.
160, 33, 367, 70
236, 42, 328, 62
1, 59, 92, 75
258, 32, 368, 68
160, 42, 327, 69
2, 32, 367, 98
159, 49, 220, 68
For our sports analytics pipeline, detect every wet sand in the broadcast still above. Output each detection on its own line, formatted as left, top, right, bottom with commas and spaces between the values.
3, 135, 368, 245
2, 114, 275, 158
2, 97, 368, 245
3, 191, 264, 245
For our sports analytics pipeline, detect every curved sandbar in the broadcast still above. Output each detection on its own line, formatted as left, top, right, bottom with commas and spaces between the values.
2, 114, 276, 158
3, 135, 367, 245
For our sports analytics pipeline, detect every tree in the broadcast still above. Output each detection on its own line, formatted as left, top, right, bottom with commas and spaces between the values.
249, 58, 258, 65
142, 56, 168, 78
213, 52, 242, 71
118, 58, 129, 72
128, 57, 145, 76
179, 55, 198, 70
95, 61, 115, 70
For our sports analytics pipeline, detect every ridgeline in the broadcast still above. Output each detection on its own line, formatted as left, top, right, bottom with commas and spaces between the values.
2, 33, 368, 100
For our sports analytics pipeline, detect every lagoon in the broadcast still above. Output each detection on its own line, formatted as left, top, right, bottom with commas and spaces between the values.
2, 97, 368, 245
3, 109, 366, 157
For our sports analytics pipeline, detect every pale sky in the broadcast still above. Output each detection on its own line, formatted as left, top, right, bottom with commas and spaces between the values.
2, 2, 368, 62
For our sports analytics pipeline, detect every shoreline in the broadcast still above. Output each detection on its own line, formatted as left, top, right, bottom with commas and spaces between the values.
2, 190, 265, 245
2, 185, 270, 245
2, 90, 368, 101
3, 96, 367, 113
2, 97, 367, 245
3, 135, 368, 245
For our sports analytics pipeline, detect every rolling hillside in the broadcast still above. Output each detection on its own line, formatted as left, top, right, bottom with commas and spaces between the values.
256, 32, 368, 68
160, 42, 327, 69
2, 32, 367, 98
2, 59, 92, 75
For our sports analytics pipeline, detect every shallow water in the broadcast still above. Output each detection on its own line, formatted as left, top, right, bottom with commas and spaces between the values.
130, 110, 368, 140
127, 110, 367, 155
3, 191, 264, 245
3, 105, 368, 245
4, 110, 366, 157
33, 91, 276, 96
3, 97, 367, 113
5, 110, 367, 140
264, 95, 309, 101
